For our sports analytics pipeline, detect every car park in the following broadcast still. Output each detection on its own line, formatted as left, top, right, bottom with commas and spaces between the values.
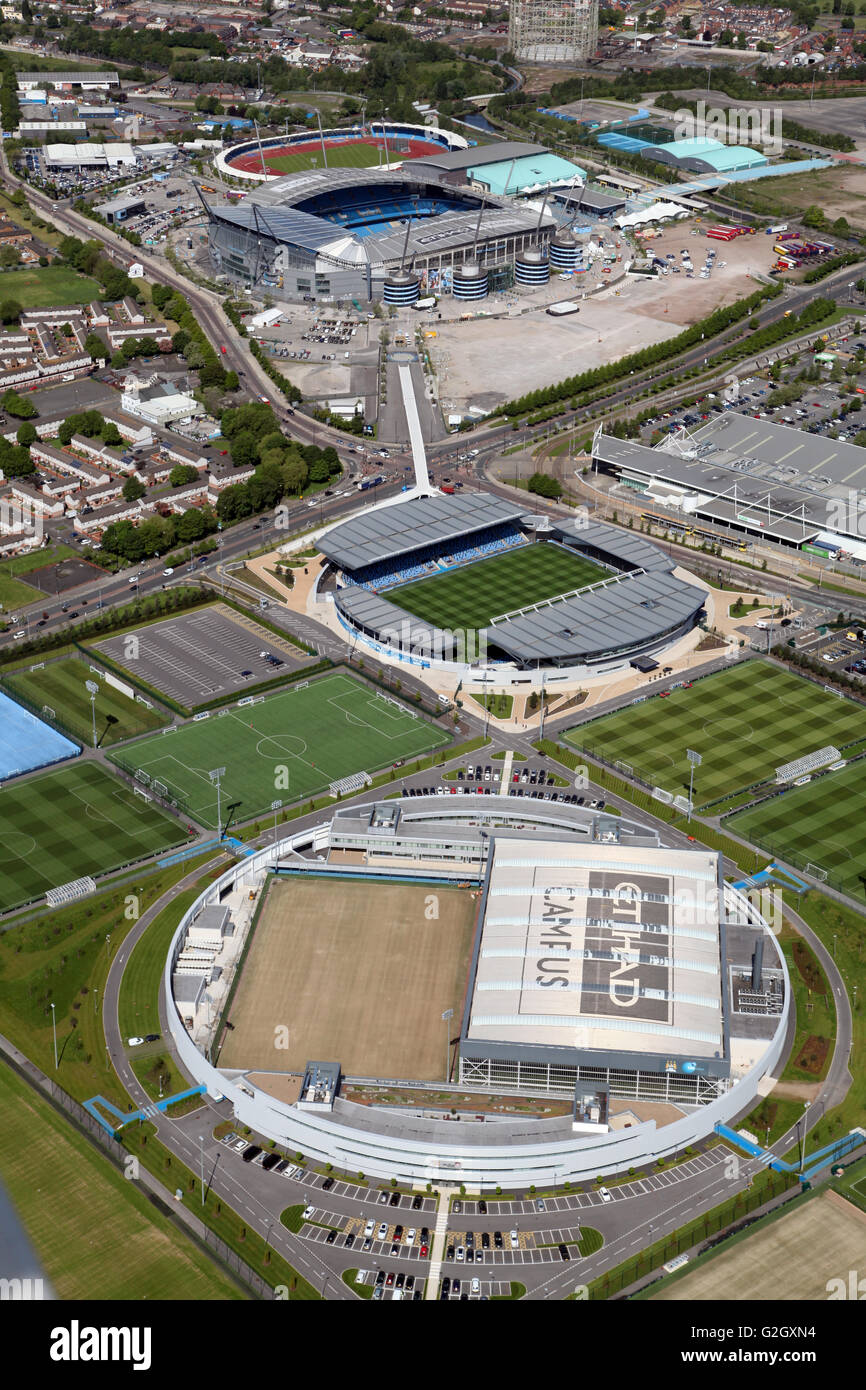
302, 1205, 315, 1220
242, 1145, 262, 1163
599, 1187, 613, 1203
377, 1222, 388, 1240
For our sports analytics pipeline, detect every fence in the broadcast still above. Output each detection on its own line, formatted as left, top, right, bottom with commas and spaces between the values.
596, 1169, 799, 1300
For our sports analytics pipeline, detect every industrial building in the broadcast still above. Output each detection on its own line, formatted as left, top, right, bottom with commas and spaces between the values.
409, 141, 586, 198
595, 128, 768, 174
204, 166, 561, 303
509, 0, 599, 63
593, 414, 866, 558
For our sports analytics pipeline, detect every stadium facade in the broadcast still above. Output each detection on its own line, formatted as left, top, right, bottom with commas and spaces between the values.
166, 798, 789, 1186
204, 166, 561, 303
319, 493, 706, 678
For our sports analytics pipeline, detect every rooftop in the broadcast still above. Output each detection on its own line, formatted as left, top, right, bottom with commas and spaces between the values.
319, 491, 525, 570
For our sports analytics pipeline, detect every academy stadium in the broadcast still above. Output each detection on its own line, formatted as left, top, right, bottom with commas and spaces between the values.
165, 797, 790, 1186
318, 493, 707, 677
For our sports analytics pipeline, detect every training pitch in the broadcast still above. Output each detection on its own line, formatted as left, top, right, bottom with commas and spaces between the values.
566, 660, 866, 806
0, 762, 188, 912
390, 544, 608, 633
113, 672, 450, 829
727, 759, 866, 902
3, 657, 167, 747
652, 1190, 866, 1301
219, 876, 477, 1079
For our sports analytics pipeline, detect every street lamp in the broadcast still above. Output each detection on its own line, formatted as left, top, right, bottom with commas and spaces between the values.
50, 1001, 57, 1070
686, 748, 701, 824
209, 767, 226, 840
442, 1008, 454, 1082
85, 679, 99, 749
271, 798, 282, 848
198, 1134, 206, 1206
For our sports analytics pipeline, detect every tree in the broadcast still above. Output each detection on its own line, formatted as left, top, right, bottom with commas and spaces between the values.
2, 390, 36, 419
229, 429, 259, 470
0, 244, 20, 269
169, 464, 199, 487
16, 421, 37, 446
85, 332, 109, 360
528, 471, 562, 499
0, 298, 21, 324
281, 455, 308, 495
122, 477, 146, 503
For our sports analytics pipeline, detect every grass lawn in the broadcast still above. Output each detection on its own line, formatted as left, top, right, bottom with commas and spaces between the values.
0, 1064, 244, 1301
262, 142, 387, 175
777, 923, 835, 1085
0, 857, 221, 1110
474, 691, 513, 718
0, 571, 42, 611
391, 544, 607, 634
3, 657, 167, 747
118, 882, 207, 1041
112, 672, 449, 828
727, 760, 866, 902
566, 660, 866, 807
0, 761, 189, 912
0, 265, 101, 309
0, 543, 78, 578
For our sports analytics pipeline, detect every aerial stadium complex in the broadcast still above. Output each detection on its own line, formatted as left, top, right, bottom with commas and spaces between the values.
214, 121, 469, 182
317, 493, 707, 678
206, 134, 587, 303
166, 796, 789, 1186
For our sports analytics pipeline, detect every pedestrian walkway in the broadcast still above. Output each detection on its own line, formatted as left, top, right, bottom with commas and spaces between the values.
426, 1185, 458, 1299
500, 749, 514, 790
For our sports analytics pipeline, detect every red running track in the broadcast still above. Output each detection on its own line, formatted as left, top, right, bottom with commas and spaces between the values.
226, 134, 448, 175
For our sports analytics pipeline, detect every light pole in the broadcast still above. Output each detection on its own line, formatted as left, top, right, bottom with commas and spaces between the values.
209, 766, 226, 840
50, 1001, 57, 1070
442, 1008, 454, 1082
686, 748, 701, 824
85, 678, 99, 748
271, 798, 282, 848
198, 1134, 206, 1206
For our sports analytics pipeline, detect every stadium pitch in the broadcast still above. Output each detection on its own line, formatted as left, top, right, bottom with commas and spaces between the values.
113, 672, 450, 829
218, 876, 476, 1079
390, 544, 608, 633
727, 759, 866, 902
4, 657, 167, 747
0, 762, 187, 912
566, 660, 866, 806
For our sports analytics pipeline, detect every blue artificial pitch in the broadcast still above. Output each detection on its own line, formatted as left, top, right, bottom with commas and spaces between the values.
0, 690, 79, 780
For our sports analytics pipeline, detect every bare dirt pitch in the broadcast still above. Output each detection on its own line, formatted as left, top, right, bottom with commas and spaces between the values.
219, 877, 478, 1080
652, 1191, 866, 1301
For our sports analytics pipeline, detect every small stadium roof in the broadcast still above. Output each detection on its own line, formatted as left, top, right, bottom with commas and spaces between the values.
409, 141, 548, 172
333, 586, 458, 657
483, 570, 705, 664
320, 492, 525, 570
465, 838, 725, 1065
552, 518, 675, 574
17, 70, 119, 86
466, 151, 586, 197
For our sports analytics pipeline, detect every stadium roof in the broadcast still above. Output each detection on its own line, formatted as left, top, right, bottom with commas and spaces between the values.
409, 141, 548, 172
483, 570, 705, 664
204, 167, 557, 269
334, 585, 458, 657
552, 517, 675, 573
592, 417, 866, 543
465, 838, 725, 1064
466, 151, 586, 197
320, 492, 525, 570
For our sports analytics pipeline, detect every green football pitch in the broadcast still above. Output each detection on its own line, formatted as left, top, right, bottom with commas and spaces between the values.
0, 762, 188, 912
263, 144, 387, 174
565, 660, 866, 807
727, 760, 866, 902
390, 544, 608, 633
112, 672, 450, 829
3, 658, 167, 747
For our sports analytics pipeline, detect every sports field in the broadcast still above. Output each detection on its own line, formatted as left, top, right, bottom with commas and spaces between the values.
727, 759, 866, 901
391, 544, 608, 633
227, 134, 446, 178
0, 265, 100, 308
0, 762, 188, 912
652, 1190, 866, 1301
3, 657, 167, 747
112, 672, 450, 829
219, 877, 477, 1079
0, 1063, 243, 1300
566, 661, 866, 806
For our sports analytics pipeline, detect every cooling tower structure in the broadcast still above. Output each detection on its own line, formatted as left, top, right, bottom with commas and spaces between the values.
509, 0, 600, 63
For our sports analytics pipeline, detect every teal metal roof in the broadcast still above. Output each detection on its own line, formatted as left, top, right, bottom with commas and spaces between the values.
467, 152, 586, 195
